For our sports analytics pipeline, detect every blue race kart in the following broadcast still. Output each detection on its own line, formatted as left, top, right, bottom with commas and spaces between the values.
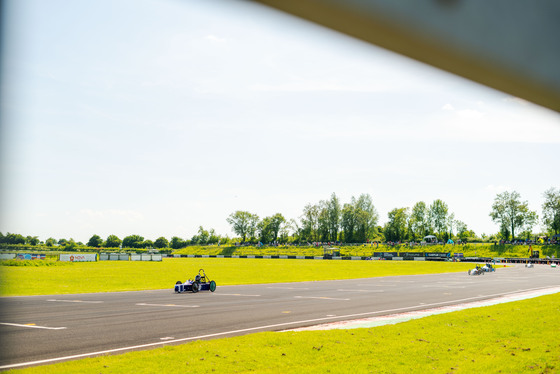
175, 269, 216, 293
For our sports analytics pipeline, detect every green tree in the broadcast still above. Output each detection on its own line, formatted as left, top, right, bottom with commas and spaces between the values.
354, 194, 379, 242
154, 237, 169, 248
287, 219, 301, 243
317, 204, 330, 242
429, 199, 449, 237
142, 240, 154, 248
456, 220, 469, 240
489, 191, 537, 240
122, 235, 144, 248
170, 236, 186, 249
105, 235, 122, 248
542, 187, 560, 235
208, 229, 220, 244
87, 234, 103, 247
340, 203, 356, 243
64, 238, 77, 251
4, 233, 26, 244
45, 237, 57, 247
257, 216, 273, 243
26, 235, 40, 246
325, 193, 341, 242
227, 211, 259, 243
197, 226, 209, 244
384, 207, 410, 242
409, 201, 430, 240
268, 213, 286, 242
300, 204, 320, 242
257, 214, 286, 243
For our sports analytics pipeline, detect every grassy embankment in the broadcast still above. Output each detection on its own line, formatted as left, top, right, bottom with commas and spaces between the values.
173, 243, 560, 258
0, 258, 474, 296
7, 291, 560, 373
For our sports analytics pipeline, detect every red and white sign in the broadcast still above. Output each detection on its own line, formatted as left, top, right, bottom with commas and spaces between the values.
59, 253, 97, 262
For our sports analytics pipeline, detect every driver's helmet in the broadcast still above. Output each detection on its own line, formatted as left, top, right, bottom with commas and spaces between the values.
195, 274, 201, 282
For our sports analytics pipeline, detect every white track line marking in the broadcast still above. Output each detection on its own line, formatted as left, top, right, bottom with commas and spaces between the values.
2, 285, 559, 370
46, 299, 103, 304
0, 322, 66, 330
294, 296, 350, 301
136, 303, 199, 308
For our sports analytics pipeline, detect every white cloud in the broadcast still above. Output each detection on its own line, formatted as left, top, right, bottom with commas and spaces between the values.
457, 109, 484, 119
205, 34, 226, 43
442, 103, 454, 111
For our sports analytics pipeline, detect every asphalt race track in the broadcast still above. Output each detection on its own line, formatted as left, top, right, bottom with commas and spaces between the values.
1, 264, 559, 369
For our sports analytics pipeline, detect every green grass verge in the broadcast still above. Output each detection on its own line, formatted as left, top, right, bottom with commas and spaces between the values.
8, 291, 559, 373
0, 258, 475, 296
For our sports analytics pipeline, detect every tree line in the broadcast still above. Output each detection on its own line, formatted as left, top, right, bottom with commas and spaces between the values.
1, 187, 558, 250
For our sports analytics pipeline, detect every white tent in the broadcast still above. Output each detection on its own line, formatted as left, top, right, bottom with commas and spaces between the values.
423, 235, 437, 243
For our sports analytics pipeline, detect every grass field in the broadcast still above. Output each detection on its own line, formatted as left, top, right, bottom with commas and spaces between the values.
0, 258, 475, 296
7, 290, 559, 373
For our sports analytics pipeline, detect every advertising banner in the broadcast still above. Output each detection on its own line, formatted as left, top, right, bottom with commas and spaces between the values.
400, 252, 425, 257
59, 253, 97, 262
425, 252, 450, 258
374, 252, 398, 258
16, 253, 46, 260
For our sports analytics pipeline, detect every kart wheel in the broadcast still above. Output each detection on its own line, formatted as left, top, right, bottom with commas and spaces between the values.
175, 281, 182, 293
209, 280, 216, 292
176, 281, 182, 284
191, 282, 200, 293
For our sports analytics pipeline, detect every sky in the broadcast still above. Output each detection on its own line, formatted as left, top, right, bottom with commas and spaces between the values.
1, 0, 559, 243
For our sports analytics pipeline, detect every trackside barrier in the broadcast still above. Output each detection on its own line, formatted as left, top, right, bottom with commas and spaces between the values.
15, 253, 46, 260
97, 253, 163, 261
59, 253, 97, 262
0, 253, 16, 260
